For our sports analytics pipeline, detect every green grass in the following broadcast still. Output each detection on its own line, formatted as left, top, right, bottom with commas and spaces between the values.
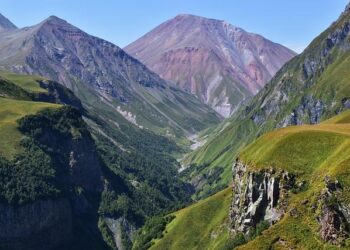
150, 187, 232, 250
235, 111, 350, 249
161, 111, 350, 250
0, 72, 47, 93
239, 126, 348, 175
0, 97, 60, 158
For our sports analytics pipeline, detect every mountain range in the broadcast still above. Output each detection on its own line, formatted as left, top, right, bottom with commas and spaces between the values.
1, 3, 350, 250
0, 15, 220, 140
125, 14, 296, 117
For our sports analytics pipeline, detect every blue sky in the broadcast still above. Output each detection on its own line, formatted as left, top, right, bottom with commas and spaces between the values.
1, 0, 348, 53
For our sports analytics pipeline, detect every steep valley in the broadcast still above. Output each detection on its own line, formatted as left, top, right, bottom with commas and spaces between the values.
0, 73, 194, 250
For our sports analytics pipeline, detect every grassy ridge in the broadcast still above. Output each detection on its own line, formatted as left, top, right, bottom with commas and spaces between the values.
150, 187, 232, 250
0, 72, 47, 93
236, 111, 350, 249
0, 98, 59, 158
0, 73, 61, 158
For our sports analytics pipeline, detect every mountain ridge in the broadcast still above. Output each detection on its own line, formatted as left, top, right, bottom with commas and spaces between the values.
0, 14, 221, 139
0, 13, 17, 32
125, 14, 296, 117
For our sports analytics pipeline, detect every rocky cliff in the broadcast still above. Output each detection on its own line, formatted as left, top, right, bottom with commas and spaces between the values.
230, 161, 295, 235
230, 160, 350, 247
0, 199, 72, 250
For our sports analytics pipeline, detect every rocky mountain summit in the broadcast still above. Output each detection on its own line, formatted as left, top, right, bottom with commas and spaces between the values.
125, 14, 296, 117
0, 13, 17, 32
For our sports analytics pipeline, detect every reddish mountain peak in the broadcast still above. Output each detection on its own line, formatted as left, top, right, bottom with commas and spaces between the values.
125, 15, 296, 117
37, 15, 79, 31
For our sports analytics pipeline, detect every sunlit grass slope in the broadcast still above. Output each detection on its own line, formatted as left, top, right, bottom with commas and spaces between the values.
150, 187, 232, 250
0, 72, 47, 93
155, 111, 350, 250
0, 73, 60, 158
237, 110, 350, 249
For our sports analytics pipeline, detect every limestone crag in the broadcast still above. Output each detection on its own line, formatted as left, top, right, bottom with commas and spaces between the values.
230, 160, 295, 235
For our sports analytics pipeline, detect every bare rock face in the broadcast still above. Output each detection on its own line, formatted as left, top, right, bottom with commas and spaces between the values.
230, 160, 295, 235
125, 14, 296, 117
0, 199, 72, 250
105, 217, 136, 250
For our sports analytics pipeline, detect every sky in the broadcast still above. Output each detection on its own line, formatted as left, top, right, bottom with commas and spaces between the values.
1, 0, 349, 53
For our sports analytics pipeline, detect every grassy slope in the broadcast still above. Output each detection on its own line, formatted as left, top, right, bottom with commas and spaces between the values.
0, 73, 60, 158
150, 187, 232, 250
181, 8, 350, 198
151, 111, 350, 250
0, 72, 47, 93
237, 110, 350, 249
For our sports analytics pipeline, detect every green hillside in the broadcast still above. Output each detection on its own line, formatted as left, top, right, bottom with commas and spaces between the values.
182, 5, 350, 199
0, 71, 198, 249
0, 72, 47, 93
149, 110, 350, 250
149, 187, 232, 250
236, 110, 350, 249
0, 73, 66, 158
0, 97, 59, 158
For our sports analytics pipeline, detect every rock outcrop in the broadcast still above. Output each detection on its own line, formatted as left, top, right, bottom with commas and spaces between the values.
105, 217, 136, 250
230, 160, 350, 246
230, 160, 295, 234
317, 177, 350, 245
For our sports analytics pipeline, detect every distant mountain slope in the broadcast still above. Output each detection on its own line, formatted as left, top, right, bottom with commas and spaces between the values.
0, 15, 220, 139
0, 13, 17, 32
183, 4, 350, 199
125, 14, 296, 117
